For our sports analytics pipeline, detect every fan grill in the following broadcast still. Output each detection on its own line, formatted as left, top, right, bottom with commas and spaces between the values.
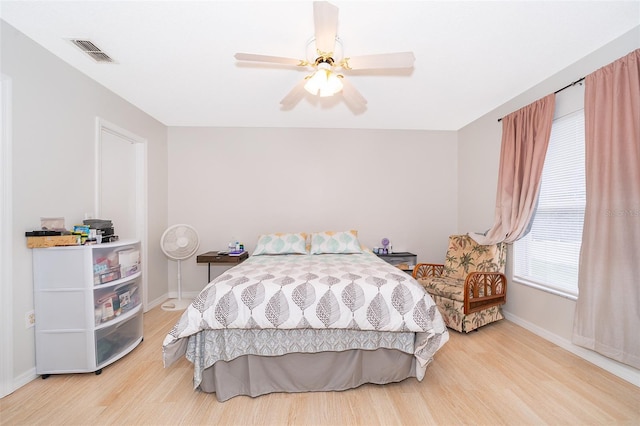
161, 225, 199, 260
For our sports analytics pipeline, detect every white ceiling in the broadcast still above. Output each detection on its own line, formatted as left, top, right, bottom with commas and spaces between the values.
1, 1, 639, 130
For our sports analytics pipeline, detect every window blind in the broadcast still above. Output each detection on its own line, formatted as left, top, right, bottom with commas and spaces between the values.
514, 110, 585, 296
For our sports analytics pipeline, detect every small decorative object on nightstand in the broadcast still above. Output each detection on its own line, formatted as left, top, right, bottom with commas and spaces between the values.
196, 250, 249, 282
381, 237, 390, 254
375, 251, 417, 274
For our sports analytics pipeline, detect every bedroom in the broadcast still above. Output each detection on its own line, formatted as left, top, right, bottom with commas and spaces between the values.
1, 0, 638, 418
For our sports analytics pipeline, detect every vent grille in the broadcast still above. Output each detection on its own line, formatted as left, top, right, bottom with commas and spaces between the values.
69, 39, 116, 63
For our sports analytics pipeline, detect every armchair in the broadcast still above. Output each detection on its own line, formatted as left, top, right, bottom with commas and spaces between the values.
413, 234, 507, 332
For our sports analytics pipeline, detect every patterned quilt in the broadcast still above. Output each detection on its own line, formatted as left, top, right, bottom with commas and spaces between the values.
163, 252, 448, 376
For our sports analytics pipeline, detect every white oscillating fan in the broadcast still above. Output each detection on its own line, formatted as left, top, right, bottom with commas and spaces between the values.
160, 224, 200, 311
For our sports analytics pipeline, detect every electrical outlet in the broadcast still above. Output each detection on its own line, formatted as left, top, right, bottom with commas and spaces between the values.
25, 310, 35, 328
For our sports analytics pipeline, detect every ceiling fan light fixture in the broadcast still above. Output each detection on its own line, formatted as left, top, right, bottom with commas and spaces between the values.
304, 62, 343, 97
237, 1, 413, 109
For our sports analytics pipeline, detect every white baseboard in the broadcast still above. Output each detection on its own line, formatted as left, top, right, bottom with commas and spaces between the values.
166, 291, 200, 300
503, 312, 640, 387
13, 367, 37, 393
149, 291, 200, 311
146, 293, 170, 311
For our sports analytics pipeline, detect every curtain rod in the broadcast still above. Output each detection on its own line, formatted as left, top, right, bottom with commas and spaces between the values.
497, 76, 586, 122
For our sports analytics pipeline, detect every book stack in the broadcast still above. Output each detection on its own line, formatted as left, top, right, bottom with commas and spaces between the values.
83, 219, 118, 243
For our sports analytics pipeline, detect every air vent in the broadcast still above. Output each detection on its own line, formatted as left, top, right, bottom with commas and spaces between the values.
69, 39, 116, 63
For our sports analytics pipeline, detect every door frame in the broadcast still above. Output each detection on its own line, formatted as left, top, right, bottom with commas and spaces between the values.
1, 74, 13, 398
94, 118, 149, 310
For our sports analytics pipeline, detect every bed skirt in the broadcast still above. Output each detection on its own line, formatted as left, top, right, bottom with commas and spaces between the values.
198, 348, 416, 401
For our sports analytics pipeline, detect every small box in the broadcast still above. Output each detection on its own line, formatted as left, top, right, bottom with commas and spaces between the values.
121, 263, 139, 278
98, 266, 121, 284
118, 248, 140, 268
40, 217, 65, 231
117, 289, 131, 310
26, 235, 80, 248
73, 225, 91, 235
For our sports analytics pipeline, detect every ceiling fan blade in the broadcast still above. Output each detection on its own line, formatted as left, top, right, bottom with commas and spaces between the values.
314, 1, 339, 54
235, 53, 307, 67
340, 76, 367, 110
280, 79, 308, 109
341, 52, 415, 70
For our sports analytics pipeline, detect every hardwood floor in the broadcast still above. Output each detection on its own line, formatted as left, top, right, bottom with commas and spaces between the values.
1, 307, 638, 425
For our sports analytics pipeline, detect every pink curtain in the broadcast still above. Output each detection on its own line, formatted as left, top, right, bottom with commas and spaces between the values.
471, 94, 555, 245
572, 49, 640, 369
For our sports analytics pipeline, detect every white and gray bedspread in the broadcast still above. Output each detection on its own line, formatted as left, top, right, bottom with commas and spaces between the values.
163, 252, 449, 389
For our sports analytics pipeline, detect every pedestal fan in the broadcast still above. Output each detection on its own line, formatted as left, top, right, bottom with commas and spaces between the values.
160, 224, 200, 311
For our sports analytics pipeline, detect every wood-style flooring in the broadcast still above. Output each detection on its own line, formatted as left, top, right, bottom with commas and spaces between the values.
1, 306, 638, 425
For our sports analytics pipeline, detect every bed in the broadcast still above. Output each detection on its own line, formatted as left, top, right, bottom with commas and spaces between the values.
163, 231, 449, 401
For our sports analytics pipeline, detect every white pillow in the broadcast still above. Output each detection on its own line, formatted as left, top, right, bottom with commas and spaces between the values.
252, 232, 308, 255
309, 230, 362, 254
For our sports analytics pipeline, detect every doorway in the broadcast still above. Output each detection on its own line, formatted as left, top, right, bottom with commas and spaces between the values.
95, 118, 148, 309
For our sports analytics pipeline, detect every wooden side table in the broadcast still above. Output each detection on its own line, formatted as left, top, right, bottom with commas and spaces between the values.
375, 252, 417, 274
196, 251, 249, 282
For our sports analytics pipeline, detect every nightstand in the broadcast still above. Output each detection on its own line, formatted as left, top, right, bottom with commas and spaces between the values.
375, 252, 417, 274
196, 251, 249, 282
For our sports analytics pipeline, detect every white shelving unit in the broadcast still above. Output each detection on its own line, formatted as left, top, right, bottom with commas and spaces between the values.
32, 240, 143, 377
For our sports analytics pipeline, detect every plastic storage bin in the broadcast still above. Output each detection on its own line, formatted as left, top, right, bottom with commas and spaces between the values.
33, 240, 143, 376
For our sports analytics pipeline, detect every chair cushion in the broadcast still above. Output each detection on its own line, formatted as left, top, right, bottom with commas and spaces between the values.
429, 293, 504, 333
417, 276, 466, 302
418, 277, 505, 332
443, 235, 506, 280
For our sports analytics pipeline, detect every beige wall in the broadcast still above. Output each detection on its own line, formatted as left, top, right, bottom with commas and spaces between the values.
166, 127, 458, 296
458, 26, 640, 381
1, 21, 169, 386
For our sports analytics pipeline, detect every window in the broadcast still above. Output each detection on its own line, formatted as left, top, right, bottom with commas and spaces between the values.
513, 110, 585, 298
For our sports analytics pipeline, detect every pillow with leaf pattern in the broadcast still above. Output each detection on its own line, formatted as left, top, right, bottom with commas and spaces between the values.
253, 232, 308, 255
310, 230, 362, 254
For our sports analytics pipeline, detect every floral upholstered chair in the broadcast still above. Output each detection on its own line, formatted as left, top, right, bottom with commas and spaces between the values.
413, 234, 507, 332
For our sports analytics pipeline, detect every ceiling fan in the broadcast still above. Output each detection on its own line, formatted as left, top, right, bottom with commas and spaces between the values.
234, 1, 415, 110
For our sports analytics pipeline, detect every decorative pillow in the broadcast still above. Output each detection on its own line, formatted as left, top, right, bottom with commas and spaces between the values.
309, 230, 362, 254
253, 232, 308, 255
